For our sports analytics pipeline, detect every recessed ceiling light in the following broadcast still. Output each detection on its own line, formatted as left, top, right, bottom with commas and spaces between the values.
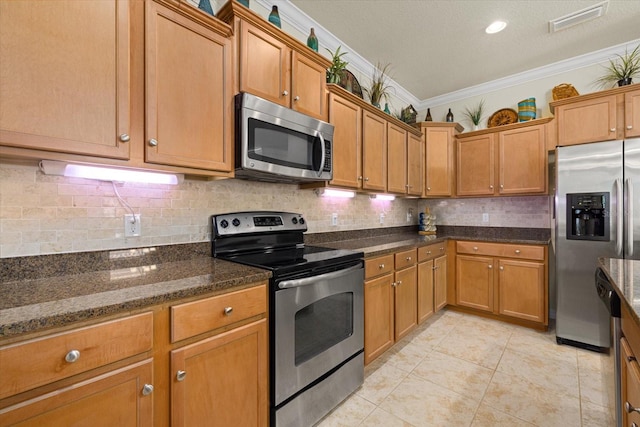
485, 21, 507, 34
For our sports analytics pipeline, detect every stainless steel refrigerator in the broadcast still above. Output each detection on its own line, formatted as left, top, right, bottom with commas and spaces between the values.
556, 139, 640, 350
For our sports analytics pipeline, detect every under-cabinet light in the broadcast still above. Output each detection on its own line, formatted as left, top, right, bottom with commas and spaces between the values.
314, 188, 356, 198
39, 160, 183, 185
370, 194, 396, 201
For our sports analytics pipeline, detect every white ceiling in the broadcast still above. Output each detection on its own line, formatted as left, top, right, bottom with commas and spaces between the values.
286, 0, 640, 102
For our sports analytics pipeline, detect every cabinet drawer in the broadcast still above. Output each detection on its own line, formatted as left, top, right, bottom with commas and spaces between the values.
418, 242, 446, 262
0, 312, 153, 399
395, 249, 417, 270
365, 254, 395, 279
171, 284, 267, 343
456, 241, 544, 260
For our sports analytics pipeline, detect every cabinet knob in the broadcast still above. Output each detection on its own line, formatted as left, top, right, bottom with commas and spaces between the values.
379, 263, 385, 269
176, 370, 187, 382
65, 349, 80, 363
499, 266, 504, 271
142, 384, 154, 396
294, 96, 300, 101
488, 265, 493, 269
364, 177, 369, 182
628, 125, 633, 130
626, 401, 640, 414
148, 138, 158, 147
489, 185, 494, 190
427, 187, 431, 191
406, 256, 412, 262
610, 128, 616, 132
358, 176, 363, 181
391, 282, 397, 287
427, 251, 432, 255
397, 280, 402, 286
119, 133, 130, 142
224, 306, 233, 316
628, 355, 637, 362
473, 246, 478, 251
282, 90, 289, 96
515, 249, 521, 254
633, 423, 638, 427
440, 247, 444, 251
500, 184, 504, 189
432, 266, 438, 270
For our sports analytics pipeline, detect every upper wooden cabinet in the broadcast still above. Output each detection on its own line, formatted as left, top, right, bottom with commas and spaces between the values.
456, 119, 550, 197
550, 85, 640, 146
362, 110, 388, 192
326, 93, 362, 188
0, 0, 132, 159
217, 2, 330, 120
387, 123, 408, 194
407, 132, 425, 196
415, 122, 463, 198
145, 1, 233, 173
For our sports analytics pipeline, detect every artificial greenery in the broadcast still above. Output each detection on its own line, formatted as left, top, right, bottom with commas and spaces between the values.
326, 46, 348, 84
463, 99, 486, 126
595, 44, 640, 88
363, 62, 394, 107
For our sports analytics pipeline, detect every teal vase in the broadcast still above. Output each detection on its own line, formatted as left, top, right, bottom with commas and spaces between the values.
384, 103, 390, 114
307, 28, 318, 52
198, 0, 214, 16
268, 6, 281, 28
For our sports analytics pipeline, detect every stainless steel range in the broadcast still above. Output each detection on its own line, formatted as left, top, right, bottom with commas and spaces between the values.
211, 211, 365, 427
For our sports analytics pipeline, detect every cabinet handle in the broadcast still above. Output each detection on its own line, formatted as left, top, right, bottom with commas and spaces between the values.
294, 96, 300, 101
515, 249, 521, 254
379, 263, 385, 269
224, 306, 233, 316
65, 349, 80, 363
610, 128, 616, 132
473, 246, 478, 251
119, 133, 130, 142
148, 138, 158, 147
626, 401, 640, 414
142, 384, 154, 396
176, 370, 187, 382
488, 265, 493, 269
282, 90, 289, 96
628, 125, 633, 130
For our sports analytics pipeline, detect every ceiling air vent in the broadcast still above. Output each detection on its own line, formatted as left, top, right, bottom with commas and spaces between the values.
549, 1, 608, 33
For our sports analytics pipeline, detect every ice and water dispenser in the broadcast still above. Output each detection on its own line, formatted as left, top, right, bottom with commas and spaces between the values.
566, 192, 609, 241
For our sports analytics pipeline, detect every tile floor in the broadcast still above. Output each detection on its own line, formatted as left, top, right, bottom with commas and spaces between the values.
316, 310, 615, 427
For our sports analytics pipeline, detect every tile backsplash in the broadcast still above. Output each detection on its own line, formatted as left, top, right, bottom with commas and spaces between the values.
0, 161, 551, 258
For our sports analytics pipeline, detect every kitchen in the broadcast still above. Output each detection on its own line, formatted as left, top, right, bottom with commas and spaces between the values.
1, 0, 639, 426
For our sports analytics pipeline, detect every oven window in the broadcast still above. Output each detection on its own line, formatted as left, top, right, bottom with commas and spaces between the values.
294, 292, 354, 365
248, 118, 320, 171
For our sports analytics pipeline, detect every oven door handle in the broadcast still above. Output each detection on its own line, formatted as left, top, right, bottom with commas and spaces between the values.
278, 264, 362, 289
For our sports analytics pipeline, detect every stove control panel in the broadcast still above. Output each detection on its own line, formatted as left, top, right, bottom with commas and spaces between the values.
213, 211, 307, 236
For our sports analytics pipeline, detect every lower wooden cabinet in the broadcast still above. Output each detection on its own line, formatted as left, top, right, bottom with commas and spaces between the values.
364, 254, 395, 365
455, 241, 547, 328
622, 336, 640, 427
417, 242, 448, 324
394, 249, 418, 340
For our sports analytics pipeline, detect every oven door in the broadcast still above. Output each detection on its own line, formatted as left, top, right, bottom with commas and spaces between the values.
273, 263, 364, 406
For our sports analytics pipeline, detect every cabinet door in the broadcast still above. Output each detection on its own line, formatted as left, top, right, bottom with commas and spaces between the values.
239, 20, 289, 107
394, 265, 417, 341
456, 255, 494, 312
362, 111, 388, 192
434, 254, 447, 311
387, 123, 408, 194
498, 124, 547, 195
417, 260, 435, 324
171, 319, 268, 427
622, 337, 640, 427
328, 94, 362, 189
407, 133, 424, 196
291, 52, 327, 119
364, 274, 394, 365
0, 360, 153, 426
556, 95, 617, 146
497, 259, 545, 323
626, 89, 640, 139
424, 127, 455, 197
0, 0, 130, 159
456, 134, 495, 196
145, 2, 233, 172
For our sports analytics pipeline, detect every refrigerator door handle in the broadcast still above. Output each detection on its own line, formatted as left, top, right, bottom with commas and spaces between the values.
616, 178, 623, 256
627, 178, 634, 257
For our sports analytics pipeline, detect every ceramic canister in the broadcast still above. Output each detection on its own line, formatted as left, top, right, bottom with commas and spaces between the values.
518, 98, 536, 121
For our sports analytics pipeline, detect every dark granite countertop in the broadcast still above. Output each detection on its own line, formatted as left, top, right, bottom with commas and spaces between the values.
598, 258, 640, 326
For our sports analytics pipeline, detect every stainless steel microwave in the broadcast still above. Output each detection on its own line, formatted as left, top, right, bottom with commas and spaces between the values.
235, 92, 334, 183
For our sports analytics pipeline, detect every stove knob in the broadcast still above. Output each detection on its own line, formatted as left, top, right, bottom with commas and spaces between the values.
219, 219, 229, 228
232, 218, 241, 227
299, 218, 305, 225
292, 217, 298, 225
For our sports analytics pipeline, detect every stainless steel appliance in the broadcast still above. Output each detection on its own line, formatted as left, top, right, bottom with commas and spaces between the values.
595, 267, 622, 427
235, 92, 334, 183
211, 211, 364, 427
556, 139, 640, 350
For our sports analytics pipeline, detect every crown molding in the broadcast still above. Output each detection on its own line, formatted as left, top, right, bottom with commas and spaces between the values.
256, 1, 637, 110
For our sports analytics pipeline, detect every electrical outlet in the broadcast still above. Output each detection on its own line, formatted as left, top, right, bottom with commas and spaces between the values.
406, 210, 413, 222
379, 213, 385, 224
482, 213, 489, 223
331, 212, 338, 226
124, 214, 141, 237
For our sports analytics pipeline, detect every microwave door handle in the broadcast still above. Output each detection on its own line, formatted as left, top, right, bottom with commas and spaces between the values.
627, 178, 634, 257
316, 131, 326, 177
278, 264, 361, 289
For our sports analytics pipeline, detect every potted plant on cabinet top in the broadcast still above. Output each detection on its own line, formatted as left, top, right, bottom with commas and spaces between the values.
595, 44, 640, 88
463, 99, 485, 131
363, 62, 394, 108
326, 46, 348, 84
